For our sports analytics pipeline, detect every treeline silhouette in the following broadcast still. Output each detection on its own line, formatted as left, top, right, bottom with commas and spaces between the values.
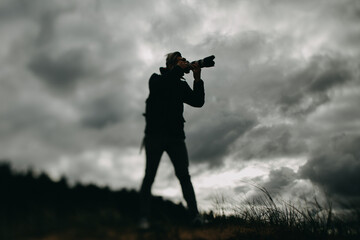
0, 161, 188, 239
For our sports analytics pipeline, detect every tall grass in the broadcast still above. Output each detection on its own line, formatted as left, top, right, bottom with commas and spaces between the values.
212, 185, 360, 239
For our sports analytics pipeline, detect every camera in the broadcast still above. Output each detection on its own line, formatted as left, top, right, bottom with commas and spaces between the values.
184, 55, 215, 73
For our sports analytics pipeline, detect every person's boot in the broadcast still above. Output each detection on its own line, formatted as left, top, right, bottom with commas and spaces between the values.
138, 217, 150, 230
191, 213, 206, 227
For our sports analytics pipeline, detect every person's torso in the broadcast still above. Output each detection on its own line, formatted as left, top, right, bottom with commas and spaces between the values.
144, 73, 187, 138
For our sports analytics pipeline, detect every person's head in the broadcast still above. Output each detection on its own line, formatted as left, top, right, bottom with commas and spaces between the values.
166, 51, 184, 70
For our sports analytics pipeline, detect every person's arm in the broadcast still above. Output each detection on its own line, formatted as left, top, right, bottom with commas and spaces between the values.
183, 80, 205, 107
183, 62, 205, 107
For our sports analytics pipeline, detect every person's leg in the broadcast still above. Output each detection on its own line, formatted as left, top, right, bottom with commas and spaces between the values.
166, 139, 199, 217
139, 137, 164, 217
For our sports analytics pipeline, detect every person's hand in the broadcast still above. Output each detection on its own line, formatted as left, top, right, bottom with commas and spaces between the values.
191, 62, 201, 81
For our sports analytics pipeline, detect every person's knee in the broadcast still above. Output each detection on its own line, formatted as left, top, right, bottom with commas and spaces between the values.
143, 173, 156, 185
176, 170, 191, 183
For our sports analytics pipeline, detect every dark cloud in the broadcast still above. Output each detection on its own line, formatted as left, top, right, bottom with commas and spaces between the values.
187, 114, 256, 166
306, 89, 360, 136
278, 54, 352, 117
79, 95, 123, 129
234, 167, 298, 201
262, 167, 298, 194
28, 49, 91, 92
300, 134, 360, 201
236, 125, 307, 160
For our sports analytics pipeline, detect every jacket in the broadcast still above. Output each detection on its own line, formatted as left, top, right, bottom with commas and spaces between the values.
144, 65, 205, 139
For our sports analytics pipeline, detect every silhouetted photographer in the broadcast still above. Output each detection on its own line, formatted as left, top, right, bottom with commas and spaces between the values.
139, 51, 214, 228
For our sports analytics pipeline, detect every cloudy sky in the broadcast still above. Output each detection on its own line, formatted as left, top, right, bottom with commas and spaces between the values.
1, 0, 360, 211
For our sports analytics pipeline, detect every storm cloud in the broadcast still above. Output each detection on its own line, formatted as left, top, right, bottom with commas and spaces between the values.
28, 49, 91, 92
300, 134, 360, 202
235, 124, 308, 160
278, 54, 353, 117
187, 113, 256, 166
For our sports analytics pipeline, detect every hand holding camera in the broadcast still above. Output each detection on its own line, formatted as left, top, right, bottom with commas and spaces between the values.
191, 62, 201, 81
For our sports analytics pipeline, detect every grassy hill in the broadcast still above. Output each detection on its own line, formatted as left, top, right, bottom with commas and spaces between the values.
1, 162, 359, 240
